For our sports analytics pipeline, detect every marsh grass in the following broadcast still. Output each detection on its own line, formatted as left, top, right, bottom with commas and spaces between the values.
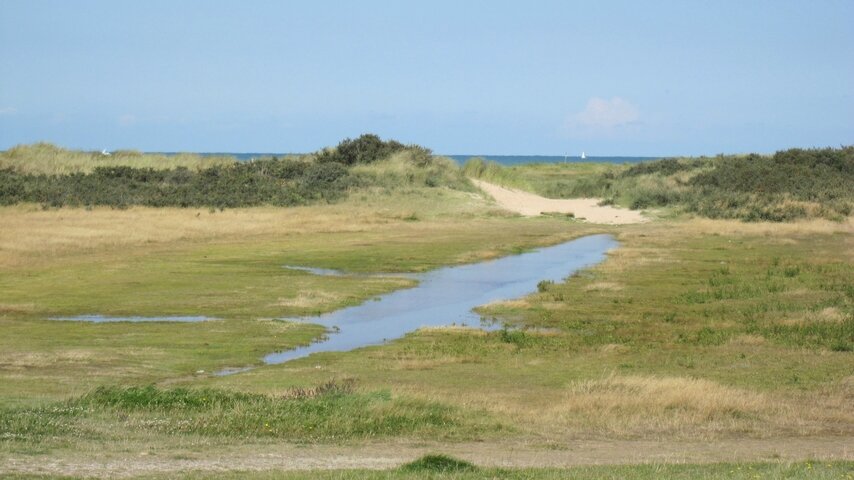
0, 175, 852, 461
211, 218, 854, 440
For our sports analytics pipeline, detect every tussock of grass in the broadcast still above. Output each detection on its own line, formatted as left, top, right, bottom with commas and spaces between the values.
399, 454, 477, 473
554, 374, 770, 435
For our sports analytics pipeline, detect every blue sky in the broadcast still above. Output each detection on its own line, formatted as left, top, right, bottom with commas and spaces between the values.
1, 1, 852, 155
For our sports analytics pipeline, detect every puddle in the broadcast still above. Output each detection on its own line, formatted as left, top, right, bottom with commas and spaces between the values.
284, 265, 348, 276
257, 234, 618, 367
50, 315, 215, 323
284, 265, 417, 279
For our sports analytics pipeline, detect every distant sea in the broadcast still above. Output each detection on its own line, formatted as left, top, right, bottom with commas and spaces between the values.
183, 153, 662, 165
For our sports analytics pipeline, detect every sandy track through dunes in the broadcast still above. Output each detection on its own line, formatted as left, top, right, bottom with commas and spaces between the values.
3, 437, 852, 477
472, 178, 648, 224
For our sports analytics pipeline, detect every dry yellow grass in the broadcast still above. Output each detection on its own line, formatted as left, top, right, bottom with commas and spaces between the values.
728, 334, 767, 346
0, 142, 235, 174
405, 372, 854, 439
680, 217, 853, 236
584, 282, 624, 292
0, 189, 496, 268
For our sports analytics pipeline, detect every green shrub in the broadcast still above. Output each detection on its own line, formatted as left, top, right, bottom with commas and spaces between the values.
400, 454, 477, 472
315, 134, 409, 165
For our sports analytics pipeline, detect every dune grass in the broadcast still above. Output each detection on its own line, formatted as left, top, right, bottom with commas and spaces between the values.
0, 143, 236, 175
461, 157, 533, 191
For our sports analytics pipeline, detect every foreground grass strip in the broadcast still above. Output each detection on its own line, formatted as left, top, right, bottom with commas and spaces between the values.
0, 383, 499, 447
5, 460, 850, 479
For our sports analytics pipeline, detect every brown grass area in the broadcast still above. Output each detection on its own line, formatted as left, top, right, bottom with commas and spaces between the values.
407, 372, 854, 439
0, 204, 382, 267
679, 217, 853, 236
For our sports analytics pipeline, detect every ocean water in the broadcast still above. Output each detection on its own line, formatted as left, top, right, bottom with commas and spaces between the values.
444, 155, 660, 165
182, 152, 661, 165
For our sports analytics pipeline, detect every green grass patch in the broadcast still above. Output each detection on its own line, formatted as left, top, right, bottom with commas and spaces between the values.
0, 382, 497, 446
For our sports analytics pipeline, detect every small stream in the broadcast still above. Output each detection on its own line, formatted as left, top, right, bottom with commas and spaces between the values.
259, 234, 617, 367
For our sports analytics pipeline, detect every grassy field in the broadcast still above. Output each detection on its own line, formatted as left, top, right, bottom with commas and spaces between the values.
1, 163, 852, 476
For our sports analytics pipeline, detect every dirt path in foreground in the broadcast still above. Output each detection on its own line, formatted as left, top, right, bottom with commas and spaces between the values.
4, 437, 852, 477
471, 178, 648, 224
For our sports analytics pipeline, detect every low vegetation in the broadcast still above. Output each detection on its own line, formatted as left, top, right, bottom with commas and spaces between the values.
0, 381, 496, 448
465, 147, 854, 221
0, 135, 467, 208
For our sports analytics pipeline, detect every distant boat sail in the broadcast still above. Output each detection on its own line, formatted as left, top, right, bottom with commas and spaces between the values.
581, 151, 586, 160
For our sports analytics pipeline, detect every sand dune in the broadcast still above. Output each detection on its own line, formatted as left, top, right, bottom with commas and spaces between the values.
471, 178, 648, 224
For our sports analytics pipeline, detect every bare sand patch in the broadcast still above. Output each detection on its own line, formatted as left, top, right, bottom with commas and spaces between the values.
471, 178, 648, 224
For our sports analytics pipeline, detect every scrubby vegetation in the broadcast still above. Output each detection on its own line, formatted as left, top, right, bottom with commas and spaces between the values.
0, 135, 466, 208
466, 147, 854, 221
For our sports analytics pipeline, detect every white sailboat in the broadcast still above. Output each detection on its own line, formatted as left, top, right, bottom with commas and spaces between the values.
581, 151, 586, 160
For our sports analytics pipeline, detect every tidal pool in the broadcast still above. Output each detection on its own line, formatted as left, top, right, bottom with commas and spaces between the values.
263, 234, 617, 365
50, 315, 214, 323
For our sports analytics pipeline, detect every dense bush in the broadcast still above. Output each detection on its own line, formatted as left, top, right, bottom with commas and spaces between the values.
316, 134, 420, 165
588, 147, 852, 221
0, 157, 331, 208
683, 148, 853, 221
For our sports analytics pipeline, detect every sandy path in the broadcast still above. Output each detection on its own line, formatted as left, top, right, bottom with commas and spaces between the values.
3, 437, 852, 477
471, 178, 648, 224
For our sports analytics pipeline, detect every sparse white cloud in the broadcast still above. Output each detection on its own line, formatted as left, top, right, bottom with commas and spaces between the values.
0, 107, 17, 116
117, 114, 137, 126
566, 97, 640, 131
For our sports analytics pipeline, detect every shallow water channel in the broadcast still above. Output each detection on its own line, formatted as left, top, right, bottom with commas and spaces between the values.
261, 234, 617, 366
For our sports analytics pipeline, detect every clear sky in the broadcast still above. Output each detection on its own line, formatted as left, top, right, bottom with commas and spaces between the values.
1, 1, 852, 156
